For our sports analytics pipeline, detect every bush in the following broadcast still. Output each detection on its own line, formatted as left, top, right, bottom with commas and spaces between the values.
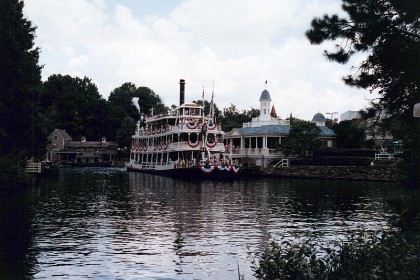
314, 148, 377, 158
0, 154, 30, 188
249, 238, 329, 279
388, 190, 420, 231
249, 230, 419, 280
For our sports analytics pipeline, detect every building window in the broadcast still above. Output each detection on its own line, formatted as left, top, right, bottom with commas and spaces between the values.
54, 135, 58, 141
327, 140, 332, 147
264, 109, 266, 114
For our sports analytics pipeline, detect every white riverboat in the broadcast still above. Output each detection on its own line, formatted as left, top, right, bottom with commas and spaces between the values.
126, 79, 240, 179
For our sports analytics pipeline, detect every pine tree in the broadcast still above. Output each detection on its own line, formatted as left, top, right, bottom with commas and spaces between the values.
306, 0, 420, 187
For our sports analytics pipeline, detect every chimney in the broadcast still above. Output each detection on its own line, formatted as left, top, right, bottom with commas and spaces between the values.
179, 79, 185, 105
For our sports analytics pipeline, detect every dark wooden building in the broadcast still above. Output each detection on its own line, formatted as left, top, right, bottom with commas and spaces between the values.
46, 129, 118, 166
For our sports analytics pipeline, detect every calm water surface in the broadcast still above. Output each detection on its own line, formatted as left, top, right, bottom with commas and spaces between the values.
0, 168, 405, 279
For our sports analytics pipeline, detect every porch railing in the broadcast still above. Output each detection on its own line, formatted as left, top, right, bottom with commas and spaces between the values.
25, 162, 42, 173
273, 158, 290, 168
374, 152, 395, 160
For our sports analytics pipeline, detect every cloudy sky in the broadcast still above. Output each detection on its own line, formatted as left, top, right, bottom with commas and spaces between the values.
24, 0, 374, 121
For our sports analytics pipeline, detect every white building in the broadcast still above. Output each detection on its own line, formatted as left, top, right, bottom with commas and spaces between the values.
225, 88, 336, 168
340, 110, 361, 121
242, 89, 291, 127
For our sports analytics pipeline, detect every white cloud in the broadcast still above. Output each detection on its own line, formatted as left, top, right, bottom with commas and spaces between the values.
24, 0, 370, 121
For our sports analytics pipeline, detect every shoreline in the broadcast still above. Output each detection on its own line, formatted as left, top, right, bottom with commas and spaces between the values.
259, 165, 400, 182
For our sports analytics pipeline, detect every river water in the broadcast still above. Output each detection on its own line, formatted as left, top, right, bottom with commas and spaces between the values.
0, 167, 405, 279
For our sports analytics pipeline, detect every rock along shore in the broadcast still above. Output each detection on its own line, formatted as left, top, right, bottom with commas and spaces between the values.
261, 165, 400, 181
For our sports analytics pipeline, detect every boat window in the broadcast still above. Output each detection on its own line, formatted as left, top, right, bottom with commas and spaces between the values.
190, 133, 198, 143
180, 133, 188, 141
207, 133, 215, 143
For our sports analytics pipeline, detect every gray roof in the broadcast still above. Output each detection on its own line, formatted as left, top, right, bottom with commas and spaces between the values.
318, 126, 335, 136
312, 113, 326, 122
227, 124, 335, 137
54, 129, 73, 141
66, 141, 118, 148
259, 89, 272, 102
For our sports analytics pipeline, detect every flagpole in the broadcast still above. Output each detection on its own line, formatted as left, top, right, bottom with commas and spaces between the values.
202, 86, 205, 123
210, 80, 215, 119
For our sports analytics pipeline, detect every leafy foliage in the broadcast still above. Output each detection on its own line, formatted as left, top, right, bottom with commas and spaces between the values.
281, 120, 322, 158
39, 74, 107, 141
388, 190, 420, 231
38, 80, 167, 146
116, 116, 136, 149
0, 0, 44, 158
306, 0, 420, 187
330, 120, 366, 149
192, 100, 222, 120
106, 83, 141, 141
219, 104, 259, 132
107, 83, 167, 145
250, 230, 420, 280
0, 152, 30, 187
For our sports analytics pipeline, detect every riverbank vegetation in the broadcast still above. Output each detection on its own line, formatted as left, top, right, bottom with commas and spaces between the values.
0, 0, 43, 186
0, 153, 30, 188
250, 190, 420, 279
249, 189, 420, 279
249, 228, 419, 280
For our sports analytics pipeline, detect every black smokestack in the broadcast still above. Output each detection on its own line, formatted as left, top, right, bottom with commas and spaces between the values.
179, 79, 185, 105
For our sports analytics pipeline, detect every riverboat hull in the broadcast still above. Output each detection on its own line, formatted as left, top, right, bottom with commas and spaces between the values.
126, 163, 240, 180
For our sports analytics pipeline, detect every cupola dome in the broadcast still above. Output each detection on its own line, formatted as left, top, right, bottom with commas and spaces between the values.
259, 89, 272, 102
311, 113, 326, 123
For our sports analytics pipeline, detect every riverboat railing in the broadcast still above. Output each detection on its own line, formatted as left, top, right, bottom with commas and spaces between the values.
273, 158, 290, 168
136, 123, 223, 137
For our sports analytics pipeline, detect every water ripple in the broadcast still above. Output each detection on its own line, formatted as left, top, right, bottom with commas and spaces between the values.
0, 170, 404, 279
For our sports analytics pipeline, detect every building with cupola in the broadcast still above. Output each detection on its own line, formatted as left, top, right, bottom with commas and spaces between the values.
224, 88, 336, 168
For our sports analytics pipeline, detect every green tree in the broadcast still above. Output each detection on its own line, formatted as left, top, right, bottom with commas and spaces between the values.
106, 83, 140, 140
193, 100, 222, 119
39, 74, 107, 141
0, 0, 44, 158
281, 120, 322, 158
306, 0, 420, 187
246, 108, 260, 119
332, 120, 366, 148
137, 86, 167, 115
219, 104, 258, 132
116, 116, 136, 149
107, 83, 167, 143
